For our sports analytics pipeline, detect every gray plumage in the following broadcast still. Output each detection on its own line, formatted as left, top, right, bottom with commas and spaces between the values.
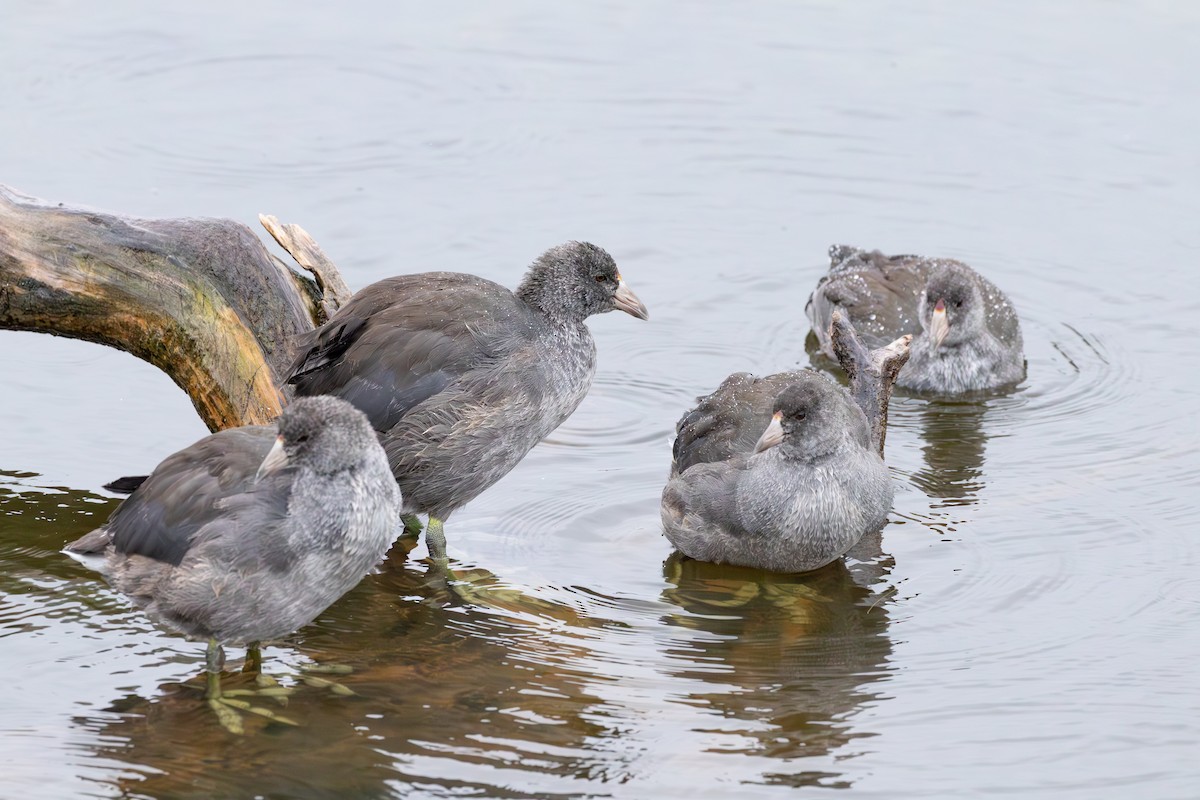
662, 371, 893, 574
806, 245, 1025, 394
64, 396, 403, 646
284, 241, 648, 522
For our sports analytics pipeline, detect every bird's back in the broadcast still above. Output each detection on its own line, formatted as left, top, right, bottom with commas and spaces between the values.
69, 426, 277, 569
287, 270, 598, 518
806, 247, 929, 355
807, 246, 1021, 356
65, 404, 402, 645
672, 371, 819, 476
287, 272, 539, 430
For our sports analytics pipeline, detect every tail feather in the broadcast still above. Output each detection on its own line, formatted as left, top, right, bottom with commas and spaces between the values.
104, 475, 148, 494
63, 526, 113, 573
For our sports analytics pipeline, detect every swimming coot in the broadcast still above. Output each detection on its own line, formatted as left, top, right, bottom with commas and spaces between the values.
806, 245, 1024, 394
285, 241, 648, 562
662, 371, 893, 574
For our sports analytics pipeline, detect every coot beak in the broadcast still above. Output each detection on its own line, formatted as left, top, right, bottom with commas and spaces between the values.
256, 435, 288, 481
613, 278, 649, 320
754, 412, 784, 453
930, 298, 950, 350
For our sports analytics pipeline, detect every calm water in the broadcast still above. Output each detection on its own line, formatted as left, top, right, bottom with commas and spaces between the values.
2, 3, 1199, 798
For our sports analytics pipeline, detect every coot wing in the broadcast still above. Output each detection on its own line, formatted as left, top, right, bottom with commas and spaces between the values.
662, 458, 746, 534
286, 273, 536, 431
974, 272, 1023, 346
806, 247, 928, 352
672, 372, 801, 475
103, 426, 277, 566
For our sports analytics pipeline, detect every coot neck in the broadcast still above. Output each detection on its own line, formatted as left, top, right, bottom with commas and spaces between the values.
516, 271, 588, 328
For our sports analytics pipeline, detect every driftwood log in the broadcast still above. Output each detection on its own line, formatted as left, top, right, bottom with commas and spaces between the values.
0, 185, 908, 454
829, 309, 911, 457
0, 185, 351, 431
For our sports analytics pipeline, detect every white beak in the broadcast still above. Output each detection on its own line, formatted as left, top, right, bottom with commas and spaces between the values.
613, 278, 650, 320
753, 412, 784, 453
255, 435, 288, 481
929, 299, 951, 350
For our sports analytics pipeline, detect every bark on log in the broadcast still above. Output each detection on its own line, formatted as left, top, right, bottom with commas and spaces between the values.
830, 310, 911, 457
0, 185, 352, 431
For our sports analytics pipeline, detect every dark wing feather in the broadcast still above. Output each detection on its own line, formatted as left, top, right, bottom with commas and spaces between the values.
672, 372, 804, 475
103, 426, 277, 566
188, 469, 298, 573
806, 247, 928, 353
663, 459, 746, 533
103, 475, 149, 494
286, 317, 369, 382
285, 273, 534, 431
808, 246, 1020, 353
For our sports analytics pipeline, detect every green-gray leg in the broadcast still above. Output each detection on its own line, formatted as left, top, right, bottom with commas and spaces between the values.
205, 638, 225, 699
242, 642, 262, 674
421, 517, 515, 608
426, 516, 448, 566
401, 513, 424, 538
204, 639, 299, 732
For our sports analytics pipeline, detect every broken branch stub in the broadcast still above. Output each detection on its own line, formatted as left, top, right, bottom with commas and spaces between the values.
259, 214, 352, 324
829, 309, 911, 457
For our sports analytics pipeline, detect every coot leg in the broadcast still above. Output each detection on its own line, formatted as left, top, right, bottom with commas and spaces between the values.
426, 517, 449, 566
202, 640, 304, 732
242, 643, 262, 674
401, 513, 424, 538
204, 638, 225, 699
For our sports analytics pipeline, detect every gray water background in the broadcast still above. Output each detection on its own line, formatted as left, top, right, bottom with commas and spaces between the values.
2, 2, 1199, 798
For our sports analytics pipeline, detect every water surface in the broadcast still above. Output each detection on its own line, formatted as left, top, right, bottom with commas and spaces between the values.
2, 2, 1199, 798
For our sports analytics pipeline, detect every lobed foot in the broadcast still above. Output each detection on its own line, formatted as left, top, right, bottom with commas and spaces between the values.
198, 639, 358, 733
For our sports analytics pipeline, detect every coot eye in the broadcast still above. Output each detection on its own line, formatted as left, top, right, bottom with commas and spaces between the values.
594, 274, 609, 283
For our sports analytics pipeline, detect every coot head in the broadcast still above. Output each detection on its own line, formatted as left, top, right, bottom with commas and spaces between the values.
753, 382, 848, 460
258, 395, 383, 480
518, 241, 649, 323
918, 263, 985, 350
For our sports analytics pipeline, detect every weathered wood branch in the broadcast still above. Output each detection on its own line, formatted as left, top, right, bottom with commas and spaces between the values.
830, 310, 911, 457
259, 214, 352, 324
0, 185, 352, 431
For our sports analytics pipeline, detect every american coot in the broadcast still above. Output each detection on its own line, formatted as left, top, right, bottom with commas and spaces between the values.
806, 245, 1025, 394
662, 371, 893, 574
285, 241, 648, 562
65, 396, 402, 731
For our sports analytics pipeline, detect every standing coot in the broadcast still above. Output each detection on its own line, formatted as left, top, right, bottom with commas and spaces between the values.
285, 241, 648, 562
806, 245, 1024, 394
64, 396, 402, 729
662, 371, 893, 574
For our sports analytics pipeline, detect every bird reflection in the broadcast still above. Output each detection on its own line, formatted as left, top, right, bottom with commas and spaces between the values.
658, 543, 894, 785
70, 543, 624, 798
10, 473, 899, 795
908, 399, 990, 505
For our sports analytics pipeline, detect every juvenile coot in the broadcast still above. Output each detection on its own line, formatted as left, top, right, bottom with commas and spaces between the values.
662, 371, 893, 574
806, 245, 1024, 394
65, 396, 402, 728
285, 241, 648, 561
